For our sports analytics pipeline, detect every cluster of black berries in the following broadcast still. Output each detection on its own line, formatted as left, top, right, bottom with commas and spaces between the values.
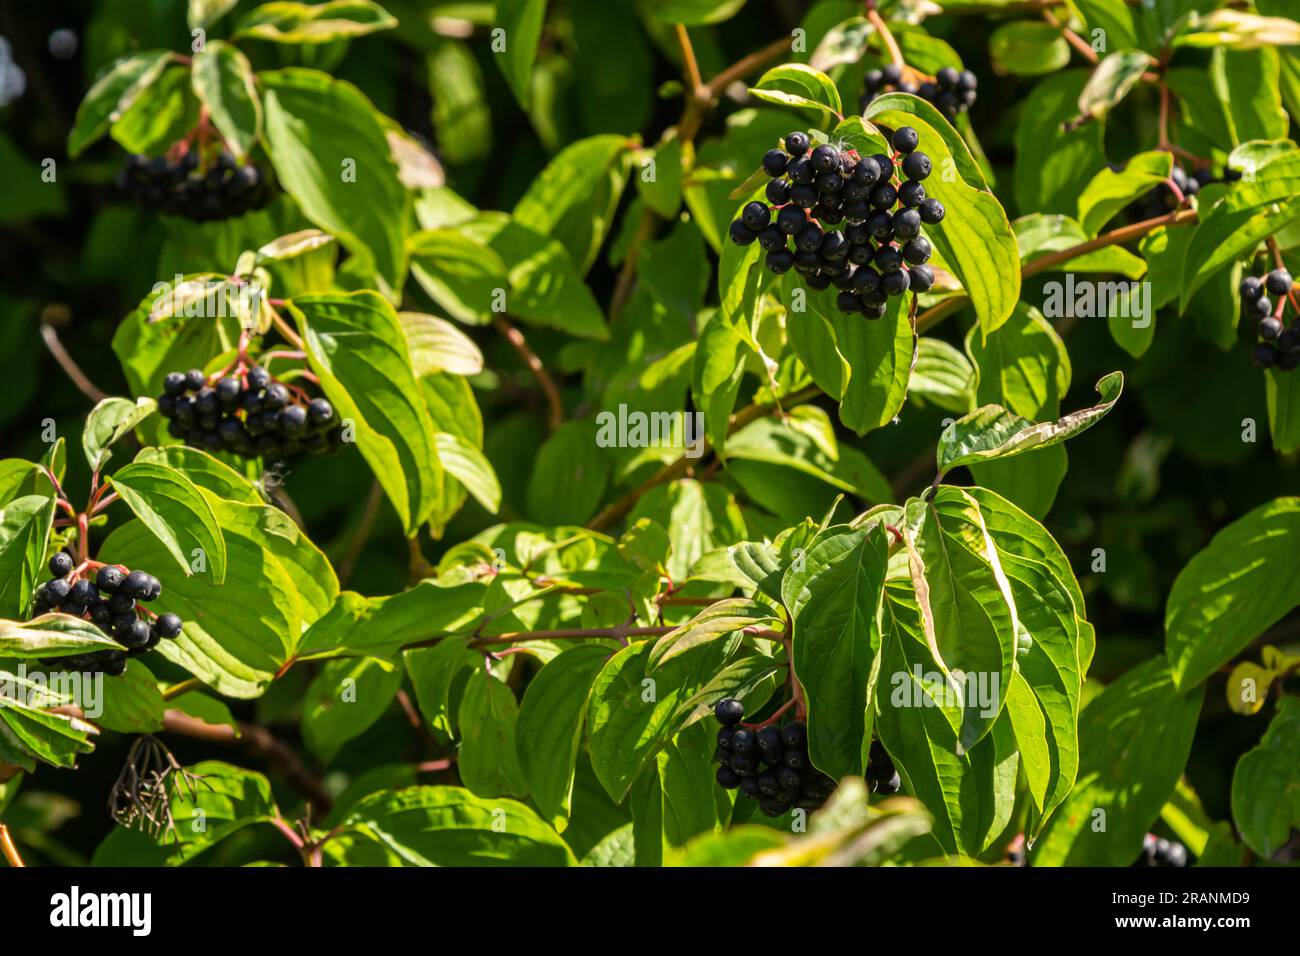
712, 699, 836, 817
116, 150, 271, 222
1126, 165, 1239, 222
729, 128, 942, 317
1133, 833, 1189, 868
860, 64, 977, 121
866, 740, 901, 795
1243, 269, 1299, 371
32, 552, 183, 676
158, 365, 342, 460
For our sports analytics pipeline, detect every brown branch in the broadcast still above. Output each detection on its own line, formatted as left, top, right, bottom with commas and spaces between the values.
675, 24, 705, 98
337, 480, 383, 587
40, 322, 109, 403
0, 823, 25, 868
493, 315, 564, 432
162, 710, 333, 815
916, 207, 1198, 332
866, 7, 905, 69
707, 35, 792, 98
1042, 7, 1099, 65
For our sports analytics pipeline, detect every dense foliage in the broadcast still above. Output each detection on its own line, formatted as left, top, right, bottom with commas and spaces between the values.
0, 0, 1298, 868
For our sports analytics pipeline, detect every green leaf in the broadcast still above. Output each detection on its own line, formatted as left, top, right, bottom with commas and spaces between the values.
1013, 71, 1107, 217
261, 69, 408, 289
1214, 48, 1289, 146
0, 614, 123, 659
515, 643, 611, 828
458, 214, 610, 339
637, 135, 683, 218
988, 21, 1070, 76
0, 670, 97, 770
968, 489, 1083, 837
1031, 657, 1203, 866
436, 433, 501, 514
965, 303, 1071, 418
98, 660, 164, 734
1266, 369, 1300, 453
110, 65, 199, 156
101, 514, 298, 699
1077, 150, 1173, 236
692, 312, 750, 455
1173, 8, 1300, 50
404, 635, 473, 738
1179, 155, 1300, 310
493, 0, 547, 108
750, 64, 843, 122
300, 583, 486, 660
782, 524, 889, 778
68, 51, 173, 157
628, 479, 746, 583
854, 103, 1020, 336
407, 227, 508, 325
427, 38, 492, 164
586, 634, 735, 803
190, 41, 262, 159
525, 422, 611, 526
107, 462, 227, 584
513, 135, 630, 275
902, 489, 1017, 752
341, 786, 575, 865
1231, 696, 1300, 858
291, 292, 443, 534
875, 585, 1018, 856
1073, 50, 1153, 127
725, 417, 892, 504
155, 761, 279, 863
133, 446, 262, 504
82, 396, 157, 474
936, 372, 1123, 478
189, 0, 240, 30
457, 667, 529, 798
0, 496, 56, 618
233, 0, 397, 43
650, 0, 747, 26
302, 657, 403, 762
910, 338, 974, 414
648, 599, 778, 670
1165, 497, 1300, 691
399, 310, 484, 377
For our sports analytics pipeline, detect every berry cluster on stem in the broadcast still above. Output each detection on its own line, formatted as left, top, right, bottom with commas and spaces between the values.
32, 551, 183, 676
1243, 266, 1299, 371
712, 698, 837, 817
729, 127, 942, 317
861, 63, 977, 121
157, 351, 341, 461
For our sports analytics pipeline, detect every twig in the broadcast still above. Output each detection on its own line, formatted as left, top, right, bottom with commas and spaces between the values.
1042, 7, 1099, 64
707, 36, 792, 98
0, 823, 24, 868
865, 6, 905, 69
492, 315, 564, 432
337, 480, 383, 587
675, 24, 705, 98
916, 207, 1198, 332
162, 710, 334, 814
40, 323, 109, 403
